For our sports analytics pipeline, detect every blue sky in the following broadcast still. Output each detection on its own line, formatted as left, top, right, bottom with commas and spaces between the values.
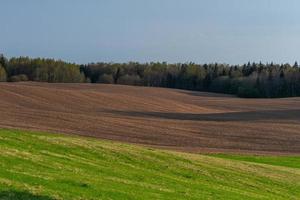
1, 0, 299, 64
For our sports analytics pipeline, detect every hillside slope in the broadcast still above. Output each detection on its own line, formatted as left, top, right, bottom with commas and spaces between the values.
0, 82, 300, 154
0, 129, 300, 200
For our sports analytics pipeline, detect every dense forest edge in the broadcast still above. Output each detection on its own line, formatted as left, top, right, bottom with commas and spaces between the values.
0, 54, 300, 98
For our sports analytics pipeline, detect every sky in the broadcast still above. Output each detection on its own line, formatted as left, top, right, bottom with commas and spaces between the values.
1, 0, 300, 64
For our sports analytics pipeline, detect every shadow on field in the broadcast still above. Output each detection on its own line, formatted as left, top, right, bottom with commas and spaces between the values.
178, 90, 233, 98
0, 190, 55, 200
106, 109, 300, 122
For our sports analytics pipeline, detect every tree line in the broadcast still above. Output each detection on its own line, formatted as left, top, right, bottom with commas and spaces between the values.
0, 55, 85, 83
1, 54, 300, 98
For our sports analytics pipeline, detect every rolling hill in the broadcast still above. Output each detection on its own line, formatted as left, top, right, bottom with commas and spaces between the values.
0, 82, 300, 154
0, 129, 299, 200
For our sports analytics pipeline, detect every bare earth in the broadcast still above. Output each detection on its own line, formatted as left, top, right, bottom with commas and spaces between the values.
0, 82, 300, 155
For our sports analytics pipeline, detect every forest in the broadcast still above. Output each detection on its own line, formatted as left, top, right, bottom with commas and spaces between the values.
1, 54, 300, 98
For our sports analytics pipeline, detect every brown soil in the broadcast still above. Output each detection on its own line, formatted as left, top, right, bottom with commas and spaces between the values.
0, 82, 300, 155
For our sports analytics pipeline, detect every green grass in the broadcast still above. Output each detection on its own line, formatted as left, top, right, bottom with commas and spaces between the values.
211, 154, 300, 169
0, 129, 299, 200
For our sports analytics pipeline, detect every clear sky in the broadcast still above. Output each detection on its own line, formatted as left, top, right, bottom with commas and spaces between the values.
1, 0, 299, 64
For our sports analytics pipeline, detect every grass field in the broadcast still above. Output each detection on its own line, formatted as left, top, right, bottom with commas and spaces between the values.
211, 154, 300, 169
0, 129, 299, 200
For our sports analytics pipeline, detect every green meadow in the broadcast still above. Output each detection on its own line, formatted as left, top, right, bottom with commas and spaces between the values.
0, 129, 299, 200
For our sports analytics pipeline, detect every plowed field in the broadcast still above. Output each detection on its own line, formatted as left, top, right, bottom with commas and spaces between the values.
0, 82, 299, 154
